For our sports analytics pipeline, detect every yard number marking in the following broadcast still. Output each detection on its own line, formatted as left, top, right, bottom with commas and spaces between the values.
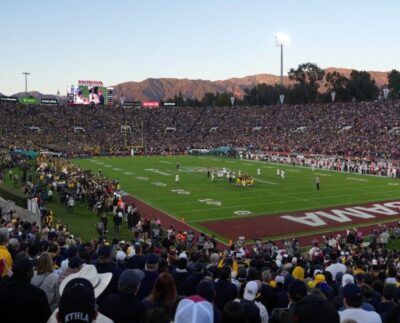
198, 198, 222, 206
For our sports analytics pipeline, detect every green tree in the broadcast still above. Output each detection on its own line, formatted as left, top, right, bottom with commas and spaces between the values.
388, 69, 400, 99
325, 71, 350, 102
346, 70, 379, 101
243, 84, 281, 106
288, 63, 325, 103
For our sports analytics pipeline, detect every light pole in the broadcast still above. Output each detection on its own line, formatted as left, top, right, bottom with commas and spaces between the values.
22, 72, 31, 95
275, 33, 289, 104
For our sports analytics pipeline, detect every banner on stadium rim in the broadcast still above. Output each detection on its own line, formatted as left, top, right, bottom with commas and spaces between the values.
331, 91, 336, 103
142, 101, 160, 108
123, 101, 141, 108
163, 102, 176, 107
41, 98, 59, 105
20, 97, 39, 105
0, 96, 18, 103
230, 96, 235, 106
279, 95, 285, 105
383, 88, 390, 100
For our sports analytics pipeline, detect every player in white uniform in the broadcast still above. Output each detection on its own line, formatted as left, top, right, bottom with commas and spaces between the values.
276, 169, 280, 177
257, 168, 261, 176
175, 174, 179, 184
281, 170, 285, 180
211, 172, 215, 182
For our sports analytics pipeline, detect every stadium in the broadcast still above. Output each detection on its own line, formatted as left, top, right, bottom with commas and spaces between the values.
1, 2, 400, 323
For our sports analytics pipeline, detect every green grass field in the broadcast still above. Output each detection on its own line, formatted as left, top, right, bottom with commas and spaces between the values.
72, 155, 400, 227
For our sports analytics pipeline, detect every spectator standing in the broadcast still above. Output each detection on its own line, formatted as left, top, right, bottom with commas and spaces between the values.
0, 256, 51, 323
31, 252, 59, 311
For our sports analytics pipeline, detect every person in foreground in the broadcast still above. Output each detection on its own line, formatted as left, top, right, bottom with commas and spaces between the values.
338, 283, 382, 323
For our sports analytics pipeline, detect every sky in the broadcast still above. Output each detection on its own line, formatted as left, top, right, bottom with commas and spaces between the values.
1, 0, 400, 95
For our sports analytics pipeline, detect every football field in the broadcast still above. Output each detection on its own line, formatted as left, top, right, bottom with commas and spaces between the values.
72, 155, 400, 244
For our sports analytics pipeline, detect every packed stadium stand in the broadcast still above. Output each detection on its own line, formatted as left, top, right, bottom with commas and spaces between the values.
1, 101, 399, 158
0, 101, 400, 323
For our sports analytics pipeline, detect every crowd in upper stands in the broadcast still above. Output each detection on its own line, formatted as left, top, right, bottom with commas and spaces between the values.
0, 101, 399, 159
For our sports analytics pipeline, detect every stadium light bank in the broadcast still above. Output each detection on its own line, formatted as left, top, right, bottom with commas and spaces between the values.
275, 32, 289, 91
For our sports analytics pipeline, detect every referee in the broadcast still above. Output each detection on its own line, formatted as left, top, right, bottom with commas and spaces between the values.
315, 177, 320, 191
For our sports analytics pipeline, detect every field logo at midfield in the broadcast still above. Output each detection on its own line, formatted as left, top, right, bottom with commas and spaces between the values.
281, 201, 400, 227
145, 168, 171, 176
152, 182, 167, 187
171, 189, 190, 195
198, 198, 222, 206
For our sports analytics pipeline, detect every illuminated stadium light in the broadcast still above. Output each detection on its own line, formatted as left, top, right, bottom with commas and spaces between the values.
274, 33, 289, 103
275, 32, 290, 47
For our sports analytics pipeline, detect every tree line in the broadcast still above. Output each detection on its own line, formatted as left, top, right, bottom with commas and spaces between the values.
163, 64, 400, 107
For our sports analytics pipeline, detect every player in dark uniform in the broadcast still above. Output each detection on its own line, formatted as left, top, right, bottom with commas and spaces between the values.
176, 162, 180, 170
315, 177, 320, 191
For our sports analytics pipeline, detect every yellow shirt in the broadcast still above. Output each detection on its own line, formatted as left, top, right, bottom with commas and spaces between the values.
0, 245, 12, 277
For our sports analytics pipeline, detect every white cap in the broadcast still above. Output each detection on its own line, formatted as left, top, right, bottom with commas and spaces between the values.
342, 274, 354, 287
174, 296, 213, 323
243, 281, 259, 301
116, 250, 127, 262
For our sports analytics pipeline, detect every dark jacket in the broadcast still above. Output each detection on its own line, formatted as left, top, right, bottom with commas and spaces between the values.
172, 268, 190, 295
183, 272, 204, 297
0, 280, 51, 323
126, 255, 146, 270
239, 299, 261, 323
137, 270, 159, 300
99, 293, 147, 323
214, 279, 238, 311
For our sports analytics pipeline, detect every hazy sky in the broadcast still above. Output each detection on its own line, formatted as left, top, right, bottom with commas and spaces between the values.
1, 0, 399, 95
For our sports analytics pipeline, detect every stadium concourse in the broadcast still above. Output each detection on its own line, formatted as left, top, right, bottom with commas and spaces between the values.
1, 103, 400, 323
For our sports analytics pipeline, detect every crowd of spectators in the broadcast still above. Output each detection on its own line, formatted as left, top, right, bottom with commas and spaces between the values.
1, 100, 400, 322
0, 101, 399, 159
1, 201, 400, 323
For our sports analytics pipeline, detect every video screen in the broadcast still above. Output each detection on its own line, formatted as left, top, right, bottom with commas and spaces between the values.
74, 85, 108, 105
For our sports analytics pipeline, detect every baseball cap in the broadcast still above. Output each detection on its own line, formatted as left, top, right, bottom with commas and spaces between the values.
146, 253, 160, 265
275, 275, 285, 285
68, 256, 83, 269
314, 274, 326, 285
118, 269, 145, 293
174, 296, 213, 323
97, 245, 111, 258
116, 251, 127, 262
12, 257, 33, 273
343, 283, 363, 305
288, 279, 307, 302
197, 280, 216, 302
58, 278, 96, 323
342, 274, 355, 287
244, 281, 259, 301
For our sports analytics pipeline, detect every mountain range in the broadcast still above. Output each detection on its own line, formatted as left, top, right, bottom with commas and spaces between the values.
5, 68, 389, 101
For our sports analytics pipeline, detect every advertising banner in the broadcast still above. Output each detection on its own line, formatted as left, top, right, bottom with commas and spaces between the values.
0, 96, 18, 103
142, 101, 160, 108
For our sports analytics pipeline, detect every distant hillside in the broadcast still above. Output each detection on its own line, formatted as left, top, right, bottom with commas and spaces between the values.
12, 91, 58, 99
1, 68, 390, 101
113, 68, 389, 101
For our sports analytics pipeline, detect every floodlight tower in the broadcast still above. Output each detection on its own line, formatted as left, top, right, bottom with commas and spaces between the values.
22, 72, 31, 95
274, 33, 289, 89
